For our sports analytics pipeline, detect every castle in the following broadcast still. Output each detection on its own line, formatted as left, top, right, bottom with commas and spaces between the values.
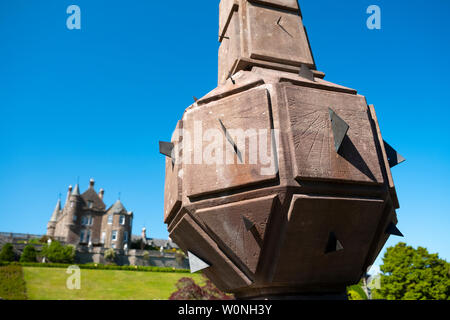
47, 179, 133, 249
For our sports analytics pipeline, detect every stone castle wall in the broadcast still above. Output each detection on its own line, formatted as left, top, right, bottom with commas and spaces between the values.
0, 238, 189, 270
76, 247, 189, 269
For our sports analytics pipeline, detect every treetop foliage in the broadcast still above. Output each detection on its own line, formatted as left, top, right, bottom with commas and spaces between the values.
377, 242, 449, 300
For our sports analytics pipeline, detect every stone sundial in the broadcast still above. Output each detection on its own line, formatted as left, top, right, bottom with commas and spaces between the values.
160, 0, 404, 300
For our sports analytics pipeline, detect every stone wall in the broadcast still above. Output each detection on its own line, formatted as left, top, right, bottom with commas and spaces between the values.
0, 241, 189, 270
75, 247, 189, 269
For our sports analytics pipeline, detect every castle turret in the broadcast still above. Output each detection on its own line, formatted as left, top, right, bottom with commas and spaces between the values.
102, 199, 132, 249
64, 183, 83, 244
47, 198, 61, 237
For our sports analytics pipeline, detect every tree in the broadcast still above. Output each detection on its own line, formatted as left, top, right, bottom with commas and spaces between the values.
39, 235, 53, 244
20, 245, 37, 263
41, 241, 75, 264
376, 242, 450, 300
0, 244, 15, 262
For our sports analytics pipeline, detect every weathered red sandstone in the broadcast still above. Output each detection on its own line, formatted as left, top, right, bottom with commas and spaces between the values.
162, 0, 403, 299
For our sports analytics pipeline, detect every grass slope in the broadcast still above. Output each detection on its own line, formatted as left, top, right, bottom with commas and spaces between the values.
23, 267, 203, 300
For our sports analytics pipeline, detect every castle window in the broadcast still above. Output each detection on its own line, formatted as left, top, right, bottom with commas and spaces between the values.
108, 215, 113, 225
86, 230, 91, 243
101, 232, 106, 244
70, 201, 75, 208
111, 243, 116, 249
111, 230, 117, 242
88, 201, 93, 209
82, 216, 92, 226
119, 215, 125, 225
80, 230, 85, 243
123, 231, 128, 242
73, 215, 77, 222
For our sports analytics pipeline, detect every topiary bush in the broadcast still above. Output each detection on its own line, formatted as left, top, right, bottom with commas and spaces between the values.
0, 244, 16, 262
104, 248, 116, 263
20, 245, 37, 263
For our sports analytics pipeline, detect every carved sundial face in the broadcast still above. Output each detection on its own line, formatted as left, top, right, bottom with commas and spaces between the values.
284, 85, 384, 185
247, 4, 314, 67
182, 88, 277, 199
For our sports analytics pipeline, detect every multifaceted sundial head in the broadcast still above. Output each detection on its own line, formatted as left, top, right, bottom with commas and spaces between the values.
160, 0, 404, 299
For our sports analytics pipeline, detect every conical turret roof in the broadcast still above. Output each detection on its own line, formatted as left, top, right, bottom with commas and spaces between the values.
50, 199, 61, 222
71, 184, 80, 196
108, 199, 127, 215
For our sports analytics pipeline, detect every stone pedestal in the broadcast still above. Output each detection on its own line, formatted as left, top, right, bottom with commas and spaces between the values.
162, 0, 402, 300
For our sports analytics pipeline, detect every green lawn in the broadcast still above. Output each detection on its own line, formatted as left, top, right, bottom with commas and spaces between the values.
23, 267, 203, 300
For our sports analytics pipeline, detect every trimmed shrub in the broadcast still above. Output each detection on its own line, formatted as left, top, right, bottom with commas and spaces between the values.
20, 245, 37, 263
0, 243, 16, 262
0, 265, 27, 300
104, 248, 116, 263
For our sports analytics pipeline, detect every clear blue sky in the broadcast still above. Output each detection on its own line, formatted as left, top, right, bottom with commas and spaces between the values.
1, 1, 449, 268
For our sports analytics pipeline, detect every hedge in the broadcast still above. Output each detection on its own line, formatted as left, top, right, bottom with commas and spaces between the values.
0, 261, 190, 273
0, 265, 27, 300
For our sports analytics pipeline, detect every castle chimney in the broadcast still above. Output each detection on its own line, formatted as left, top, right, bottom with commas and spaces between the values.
89, 178, 95, 189
99, 188, 105, 200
